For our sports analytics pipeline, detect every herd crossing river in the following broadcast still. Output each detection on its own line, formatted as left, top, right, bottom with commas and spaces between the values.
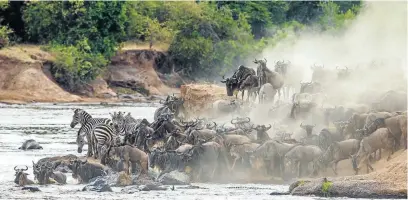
0, 103, 399, 200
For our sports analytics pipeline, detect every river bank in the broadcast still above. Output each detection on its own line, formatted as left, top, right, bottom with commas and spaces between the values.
0, 45, 180, 104
278, 149, 407, 199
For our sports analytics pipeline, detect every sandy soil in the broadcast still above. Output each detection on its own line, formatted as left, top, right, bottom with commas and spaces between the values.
0, 45, 83, 103
180, 83, 236, 117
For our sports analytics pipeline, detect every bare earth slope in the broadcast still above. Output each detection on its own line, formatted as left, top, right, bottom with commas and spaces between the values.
0, 45, 82, 103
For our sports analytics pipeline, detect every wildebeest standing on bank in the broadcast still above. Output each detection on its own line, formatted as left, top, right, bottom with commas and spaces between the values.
221, 65, 256, 100
254, 59, 284, 100
351, 128, 395, 175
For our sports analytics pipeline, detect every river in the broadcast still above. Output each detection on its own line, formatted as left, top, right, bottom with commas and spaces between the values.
0, 102, 392, 200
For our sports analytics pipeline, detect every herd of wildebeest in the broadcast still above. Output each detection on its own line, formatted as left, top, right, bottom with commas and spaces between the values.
14, 58, 407, 189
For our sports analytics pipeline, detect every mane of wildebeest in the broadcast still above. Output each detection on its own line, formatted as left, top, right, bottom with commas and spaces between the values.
255, 58, 284, 100
68, 159, 106, 183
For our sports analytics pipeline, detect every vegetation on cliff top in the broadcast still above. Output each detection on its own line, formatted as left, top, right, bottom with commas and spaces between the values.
0, 1, 361, 92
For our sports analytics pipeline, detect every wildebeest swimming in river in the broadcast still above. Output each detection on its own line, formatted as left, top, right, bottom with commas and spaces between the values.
19, 139, 43, 150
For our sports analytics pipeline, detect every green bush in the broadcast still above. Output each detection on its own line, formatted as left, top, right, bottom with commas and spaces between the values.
0, 25, 13, 49
44, 44, 108, 92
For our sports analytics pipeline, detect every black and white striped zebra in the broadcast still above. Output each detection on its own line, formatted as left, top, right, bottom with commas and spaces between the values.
70, 108, 113, 157
92, 123, 117, 158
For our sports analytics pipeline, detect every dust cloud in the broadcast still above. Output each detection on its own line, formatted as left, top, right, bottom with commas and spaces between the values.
247, 1, 407, 139
261, 1, 407, 80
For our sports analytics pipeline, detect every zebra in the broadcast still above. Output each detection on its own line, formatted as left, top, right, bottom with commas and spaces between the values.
92, 123, 121, 161
70, 108, 114, 157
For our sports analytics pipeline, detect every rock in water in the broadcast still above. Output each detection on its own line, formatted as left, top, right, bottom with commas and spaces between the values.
82, 178, 112, 192
158, 171, 190, 185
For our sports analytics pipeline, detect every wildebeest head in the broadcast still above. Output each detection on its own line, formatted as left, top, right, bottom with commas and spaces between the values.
32, 161, 42, 180
300, 123, 316, 135
14, 165, 29, 185
221, 75, 239, 96
274, 60, 290, 76
68, 159, 87, 180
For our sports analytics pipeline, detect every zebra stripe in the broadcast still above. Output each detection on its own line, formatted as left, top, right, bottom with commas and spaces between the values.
71, 108, 113, 157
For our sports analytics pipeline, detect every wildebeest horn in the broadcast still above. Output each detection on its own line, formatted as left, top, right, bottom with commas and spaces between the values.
14, 166, 18, 171
245, 117, 250, 122
345, 66, 348, 70
264, 58, 267, 63
313, 124, 316, 127
231, 119, 237, 124
300, 123, 304, 128
266, 124, 272, 130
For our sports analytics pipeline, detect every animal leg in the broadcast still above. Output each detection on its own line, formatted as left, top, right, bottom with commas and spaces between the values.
331, 160, 338, 175
387, 148, 394, 161
241, 90, 245, 101
297, 161, 301, 178
86, 133, 93, 157
230, 157, 239, 171
377, 149, 381, 161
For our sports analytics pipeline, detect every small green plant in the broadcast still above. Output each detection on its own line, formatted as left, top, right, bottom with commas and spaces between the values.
299, 180, 305, 186
321, 179, 333, 197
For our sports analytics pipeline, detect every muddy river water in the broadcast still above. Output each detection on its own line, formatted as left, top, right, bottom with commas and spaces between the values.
0, 103, 394, 200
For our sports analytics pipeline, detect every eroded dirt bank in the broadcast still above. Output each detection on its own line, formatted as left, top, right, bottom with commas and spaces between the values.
282, 149, 407, 199
0, 45, 180, 104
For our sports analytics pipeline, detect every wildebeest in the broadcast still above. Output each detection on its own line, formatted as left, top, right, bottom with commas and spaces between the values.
212, 99, 241, 115
44, 162, 67, 184
371, 90, 407, 112
284, 145, 323, 177
229, 143, 260, 171
18, 139, 43, 150
68, 159, 106, 183
249, 140, 300, 178
351, 128, 395, 174
372, 114, 407, 150
258, 83, 277, 104
153, 106, 173, 121
105, 145, 148, 176
252, 124, 272, 141
255, 58, 284, 100
239, 74, 259, 102
290, 93, 318, 119
221, 65, 256, 99
148, 148, 187, 180
14, 166, 34, 186
185, 141, 229, 181
299, 82, 322, 94
317, 128, 344, 151
314, 139, 360, 175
